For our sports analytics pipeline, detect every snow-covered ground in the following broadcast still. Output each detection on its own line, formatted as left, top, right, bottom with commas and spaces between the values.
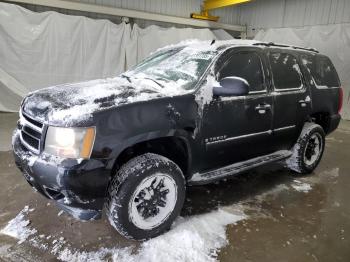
291, 180, 312, 193
1, 206, 246, 262
0, 206, 36, 244
0, 174, 318, 262
60, 208, 245, 262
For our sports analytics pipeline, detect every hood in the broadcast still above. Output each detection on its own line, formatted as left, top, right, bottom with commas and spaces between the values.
22, 76, 189, 125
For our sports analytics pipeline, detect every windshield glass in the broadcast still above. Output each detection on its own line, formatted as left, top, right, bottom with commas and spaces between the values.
124, 46, 218, 90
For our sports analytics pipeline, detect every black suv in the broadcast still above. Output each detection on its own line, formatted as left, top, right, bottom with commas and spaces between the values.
13, 40, 342, 240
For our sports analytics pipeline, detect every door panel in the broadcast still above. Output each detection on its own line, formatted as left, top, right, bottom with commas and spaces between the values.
268, 51, 312, 151
272, 90, 310, 150
202, 95, 273, 170
199, 48, 274, 172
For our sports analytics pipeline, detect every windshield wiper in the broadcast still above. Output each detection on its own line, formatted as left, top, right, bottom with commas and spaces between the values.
122, 74, 165, 88
121, 74, 132, 83
143, 77, 164, 88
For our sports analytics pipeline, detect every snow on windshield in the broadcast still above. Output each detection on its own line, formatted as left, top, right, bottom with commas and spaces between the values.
125, 45, 218, 91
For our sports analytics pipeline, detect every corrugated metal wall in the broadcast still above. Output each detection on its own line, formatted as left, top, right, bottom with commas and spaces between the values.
225, 0, 350, 29
18, 0, 240, 31
79, 0, 202, 18
15, 0, 350, 31
50, 0, 350, 28
17, 0, 199, 29
62, 0, 243, 26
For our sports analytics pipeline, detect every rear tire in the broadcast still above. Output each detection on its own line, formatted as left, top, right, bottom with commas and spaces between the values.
286, 122, 325, 174
106, 153, 186, 240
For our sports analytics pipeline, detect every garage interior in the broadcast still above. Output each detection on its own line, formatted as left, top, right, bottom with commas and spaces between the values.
1, 0, 350, 261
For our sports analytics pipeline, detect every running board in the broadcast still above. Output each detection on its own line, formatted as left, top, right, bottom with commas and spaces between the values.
188, 150, 292, 185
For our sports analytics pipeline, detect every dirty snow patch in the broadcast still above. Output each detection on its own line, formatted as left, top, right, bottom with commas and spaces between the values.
128, 208, 245, 262
0, 204, 246, 261
0, 206, 37, 244
291, 180, 312, 193
58, 208, 246, 262
58, 247, 130, 262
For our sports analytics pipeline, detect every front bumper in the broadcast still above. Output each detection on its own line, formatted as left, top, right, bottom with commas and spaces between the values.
13, 129, 110, 220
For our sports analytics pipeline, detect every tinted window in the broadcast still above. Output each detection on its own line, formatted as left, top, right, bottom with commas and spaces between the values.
217, 52, 265, 92
269, 52, 302, 90
301, 54, 340, 87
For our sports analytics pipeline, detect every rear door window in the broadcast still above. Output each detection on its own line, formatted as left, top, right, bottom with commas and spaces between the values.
269, 52, 303, 90
217, 51, 265, 93
301, 54, 340, 87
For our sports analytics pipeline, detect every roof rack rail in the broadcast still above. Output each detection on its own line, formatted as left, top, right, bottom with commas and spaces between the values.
291, 45, 319, 53
253, 42, 319, 53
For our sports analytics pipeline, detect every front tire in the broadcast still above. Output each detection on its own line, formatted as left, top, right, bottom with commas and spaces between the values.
106, 153, 186, 240
286, 122, 325, 174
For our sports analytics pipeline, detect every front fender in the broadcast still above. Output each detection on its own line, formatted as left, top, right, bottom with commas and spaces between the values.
91, 96, 198, 166
105, 128, 194, 170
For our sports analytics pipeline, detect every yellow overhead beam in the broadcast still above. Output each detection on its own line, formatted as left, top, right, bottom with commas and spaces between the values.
191, 11, 219, 22
191, 0, 251, 22
203, 0, 251, 11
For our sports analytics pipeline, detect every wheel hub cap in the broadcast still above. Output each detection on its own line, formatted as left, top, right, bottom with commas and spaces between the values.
304, 133, 322, 166
129, 173, 177, 230
135, 178, 170, 219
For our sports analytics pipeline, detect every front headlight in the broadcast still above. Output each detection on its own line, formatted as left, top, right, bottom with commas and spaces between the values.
44, 126, 96, 159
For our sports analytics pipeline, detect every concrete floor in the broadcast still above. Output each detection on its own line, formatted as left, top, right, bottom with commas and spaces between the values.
0, 112, 350, 261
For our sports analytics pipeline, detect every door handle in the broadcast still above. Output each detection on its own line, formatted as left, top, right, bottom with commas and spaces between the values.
298, 100, 310, 107
299, 96, 311, 107
255, 103, 271, 114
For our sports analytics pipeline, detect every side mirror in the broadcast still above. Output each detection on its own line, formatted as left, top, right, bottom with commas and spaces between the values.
213, 77, 250, 97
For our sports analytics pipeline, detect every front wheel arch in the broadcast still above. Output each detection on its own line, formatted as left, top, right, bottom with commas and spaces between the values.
109, 135, 192, 180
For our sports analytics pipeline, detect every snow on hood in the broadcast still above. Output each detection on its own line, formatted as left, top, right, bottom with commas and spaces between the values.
22, 76, 191, 125
21, 39, 261, 126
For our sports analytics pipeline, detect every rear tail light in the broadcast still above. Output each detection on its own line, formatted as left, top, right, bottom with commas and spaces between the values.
338, 87, 343, 113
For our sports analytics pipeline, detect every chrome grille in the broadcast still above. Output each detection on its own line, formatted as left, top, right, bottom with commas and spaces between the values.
19, 110, 44, 154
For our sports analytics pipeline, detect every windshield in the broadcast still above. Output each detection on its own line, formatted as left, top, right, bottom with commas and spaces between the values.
124, 46, 218, 90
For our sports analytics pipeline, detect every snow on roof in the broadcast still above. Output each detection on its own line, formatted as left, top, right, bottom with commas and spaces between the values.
155, 38, 317, 54
155, 39, 261, 54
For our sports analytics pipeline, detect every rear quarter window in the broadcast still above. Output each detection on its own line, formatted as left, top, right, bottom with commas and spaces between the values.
301, 54, 340, 88
269, 52, 303, 90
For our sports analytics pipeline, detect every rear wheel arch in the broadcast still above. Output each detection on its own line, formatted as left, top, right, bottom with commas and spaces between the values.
286, 122, 325, 174
310, 112, 330, 133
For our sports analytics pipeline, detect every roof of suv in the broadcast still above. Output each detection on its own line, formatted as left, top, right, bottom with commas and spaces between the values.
157, 39, 319, 54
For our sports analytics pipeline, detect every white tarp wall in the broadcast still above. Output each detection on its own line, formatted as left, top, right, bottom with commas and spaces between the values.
126, 24, 233, 68
255, 24, 350, 120
0, 2, 232, 112
0, 2, 129, 112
